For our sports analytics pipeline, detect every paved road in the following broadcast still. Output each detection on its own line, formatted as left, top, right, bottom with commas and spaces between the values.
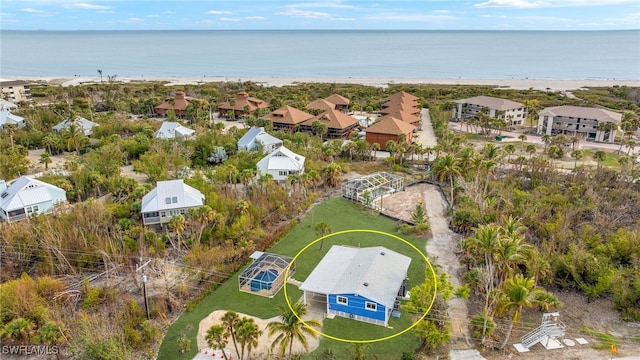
449, 122, 640, 157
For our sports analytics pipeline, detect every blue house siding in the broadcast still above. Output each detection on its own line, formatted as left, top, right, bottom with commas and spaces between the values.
328, 293, 386, 322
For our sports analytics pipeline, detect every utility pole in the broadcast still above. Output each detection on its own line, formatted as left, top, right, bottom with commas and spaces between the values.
136, 258, 152, 320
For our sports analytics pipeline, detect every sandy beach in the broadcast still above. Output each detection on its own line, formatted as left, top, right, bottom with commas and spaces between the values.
3, 76, 639, 91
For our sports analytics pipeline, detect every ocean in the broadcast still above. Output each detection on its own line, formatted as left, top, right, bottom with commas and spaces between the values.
1, 30, 639, 80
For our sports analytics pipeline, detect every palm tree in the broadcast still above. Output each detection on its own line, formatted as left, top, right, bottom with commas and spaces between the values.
221, 311, 242, 359
593, 150, 607, 173
205, 325, 230, 360
64, 122, 87, 155
267, 302, 321, 360
236, 318, 262, 360
314, 221, 332, 250
570, 149, 583, 169
370, 142, 380, 160
431, 153, 461, 205
518, 134, 527, 149
39, 152, 52, 170
497, 274, 547, 349
525, 144, 537, 159
168, 214, 187, 250
322, 162, 342, 188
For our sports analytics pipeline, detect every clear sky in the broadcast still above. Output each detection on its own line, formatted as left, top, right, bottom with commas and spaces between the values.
1, 0, 639, 31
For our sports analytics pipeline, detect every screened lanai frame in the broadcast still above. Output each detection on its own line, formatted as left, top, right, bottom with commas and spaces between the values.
238, 252, 295, 298
341, 172, 404, 210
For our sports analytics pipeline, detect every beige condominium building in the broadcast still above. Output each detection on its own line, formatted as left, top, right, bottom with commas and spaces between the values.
453, 95, 527, 126
0, 81, 32, 103
537, 105, 622, 143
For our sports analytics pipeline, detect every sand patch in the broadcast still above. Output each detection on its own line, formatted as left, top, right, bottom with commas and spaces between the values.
197, 310, 322, 359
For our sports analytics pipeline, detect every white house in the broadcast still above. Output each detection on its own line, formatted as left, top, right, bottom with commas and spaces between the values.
0, 176, 67, 223
154, 122, 195, 140
537, 105, 622, 143
140, 179, 204, 226
53, 116, 99, 136
256, 146, 305, 181
300, 245, 411, 327
0, 110, 25, 129
0, 99, 18, 111
237, 127, 283, 153
453, 95, 527, 126
1, 98, 25, 129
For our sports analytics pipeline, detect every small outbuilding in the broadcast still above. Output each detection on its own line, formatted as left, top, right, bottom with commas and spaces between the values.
341, 172, 404, 210
239, 252, 295, 298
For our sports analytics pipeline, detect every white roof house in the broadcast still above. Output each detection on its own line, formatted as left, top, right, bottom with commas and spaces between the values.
238, 127, 283, 153
52, 116, 99, 136
154, 122, 195, 140
256, 146, 305, 181
140, 179, 204, 225
300, 245, 411, 327
0, 176, 67, 223
0, 110, 25, 129
0, 99, 18, 111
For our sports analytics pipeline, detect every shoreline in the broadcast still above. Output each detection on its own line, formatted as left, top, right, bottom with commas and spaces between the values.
2, 75, 639, 91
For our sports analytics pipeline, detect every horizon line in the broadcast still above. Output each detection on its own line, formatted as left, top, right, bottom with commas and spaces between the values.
1, 28, 639, 32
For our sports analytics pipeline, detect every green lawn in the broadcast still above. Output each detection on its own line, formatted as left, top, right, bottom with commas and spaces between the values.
157, 196, 427, 360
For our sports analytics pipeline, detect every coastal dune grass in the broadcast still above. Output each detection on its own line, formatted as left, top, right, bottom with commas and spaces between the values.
157, 196, 426, 359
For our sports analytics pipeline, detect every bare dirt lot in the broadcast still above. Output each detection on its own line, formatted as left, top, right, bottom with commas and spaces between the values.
381, 182, 640, 360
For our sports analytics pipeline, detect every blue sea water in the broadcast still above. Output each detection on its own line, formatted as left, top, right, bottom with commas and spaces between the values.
1, 30, 639, 80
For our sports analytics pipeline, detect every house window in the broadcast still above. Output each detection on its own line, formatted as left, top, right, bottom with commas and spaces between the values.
279, 171, 288, 176
180, 209, 185, 214
337, 296, 348, 305
365, 302, 377, 311
165, 197, 171, 204
160, 211, 166, 217
172, 196, 178, 203
33, 205, 39, 213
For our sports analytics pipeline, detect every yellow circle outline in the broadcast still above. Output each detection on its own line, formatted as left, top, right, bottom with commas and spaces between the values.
283, 229, 437, 344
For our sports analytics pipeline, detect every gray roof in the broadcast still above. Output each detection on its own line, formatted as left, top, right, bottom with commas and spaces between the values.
0, 110, 25, 128
0, 176, 66, 212
140, 179, 204, 213
238, 127, 282, 150
155, 122, 195, 139
539, 105, 622, 123
300, 245, 411, 309
0, 99, 18, 110
52, 116, 98, 136
455, 95, 523, 110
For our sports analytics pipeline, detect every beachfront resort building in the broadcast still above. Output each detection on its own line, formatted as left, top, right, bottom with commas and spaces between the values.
140, 179, 205, 226
53, 116, 99, 136
217, 92, 269, 119
365, 116, 416, 150
299, 245, 411, 327
307, 94, 351, 113
0, 80, 32, 103
537, 105, 622, 143
299, 109, 359, 139
261, 105, 314, 133
256, 146, 305, 181
154, 122, 195, 140
0, 176, 67, 223
155, 91, 193, 117
381, 91, 422, 129
238, 127, 283, 153
453, 95, 527, 126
